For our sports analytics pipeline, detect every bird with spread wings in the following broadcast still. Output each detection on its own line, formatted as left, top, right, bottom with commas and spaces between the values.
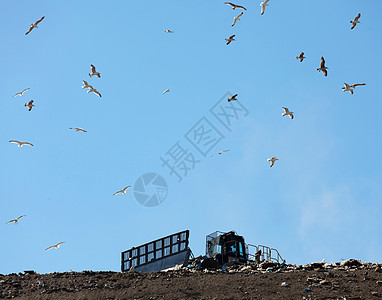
113, 186, 131, 196
232, 12, 243, 27
9, 140, 33, 147
350, 13, 361, 30
45, 242, 65, 251
13, 88, 30, 97
25, 16, 45, 35
260, 0, 270, 15
89, 65, 101, 78
225, 2, 247, 10
317, 57, 328, 76
6, 215, 26, 224
211, 150, 231, 158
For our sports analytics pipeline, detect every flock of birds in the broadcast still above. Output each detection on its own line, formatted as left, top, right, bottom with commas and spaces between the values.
5, 3, 368, 258
219, 2, 366, 167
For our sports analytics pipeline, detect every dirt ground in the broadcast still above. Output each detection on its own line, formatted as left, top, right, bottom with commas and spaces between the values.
1, 261, 382, 299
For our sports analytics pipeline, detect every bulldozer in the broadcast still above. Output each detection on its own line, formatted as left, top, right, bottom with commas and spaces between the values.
121, 230, 284, 273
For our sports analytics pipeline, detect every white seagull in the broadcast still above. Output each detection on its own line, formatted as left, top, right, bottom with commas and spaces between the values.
317, 57, 328, 77
232, 12, 243, 27
89, 65, 101, 78
296, 52, 305, 62
25, 100, 34, 111
228, 94, 238, 102
267, 156, 278, 167
13, 88, 30, 98
70, 127, 87, 132
260, 0, 270, 15
225, 35, 236, 45
87, 87, 102, 97
225, 2, 247, 10
113, 186, 131, 196
282, 107, 294, 119
165, 29, 174, 33
45, 242, 65, 251
82, 80, 92, 89
350, 13, 361, 30
25, 16, 45, 35
163, 88, 170, 94
211, 150, 231, 158
9, 140, 33, 147
6, 215, 26, 224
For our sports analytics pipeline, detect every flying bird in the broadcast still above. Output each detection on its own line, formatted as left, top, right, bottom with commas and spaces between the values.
165, 29, 174, 33
225, 2, 247, 10
260, 0, 270, 15
113, 186, 131, 196
45, 242, 65, 251
82, 80, 92, 89
9, 140, 33, 147
228, 94, 238, 102
25, 16, 45, 35
163, 88, 170, 94
267, 156, 278, 167
350, 13, 361, 30
6, 215, 26, 224
13, 88, 30, 97
25, 100, 34, 111
296, 52, 305, 62
211, 150, 231, 158
87, 87, 102, 97
225, 35, 236, 45
317, 57, 328, 76
282, 107, 294, 119
232, 12, 243, 27
342, 83, 366, 94
89, 65, 101, 78
70, 127, 87, 132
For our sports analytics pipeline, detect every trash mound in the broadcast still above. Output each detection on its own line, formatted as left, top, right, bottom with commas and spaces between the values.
1, 260, 382, 299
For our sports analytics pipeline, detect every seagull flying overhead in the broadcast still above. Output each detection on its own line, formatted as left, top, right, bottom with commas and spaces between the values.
350, 13, 361, 30
82, 80, 92, 89
267, 156, 278, 167
70, 127, 87, 132
6, 215, 26, 224
165, 29, 174, 33
260, 0, 270, 15
9, 140, 33, 147
317, 57, 328, 76
342, 83, 366, 94
25, 16, 45, 35
225, 2, 247, 10
282, 107, 294, 119
25, 100, 34, 111
87, 87, 102, 97
113, 186, 131, 196
225, 35, 236, 45
45, 242, 65, 251
89, 65, 101, 78
13, 88, 30, 98
232, 12, 243, 27
211, 150, 231, 158
228, 94, 238, 102
296, 52, 305, 62
163, 88, 170, 94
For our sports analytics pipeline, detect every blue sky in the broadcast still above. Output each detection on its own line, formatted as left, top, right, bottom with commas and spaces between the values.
1, 0, 381, 274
